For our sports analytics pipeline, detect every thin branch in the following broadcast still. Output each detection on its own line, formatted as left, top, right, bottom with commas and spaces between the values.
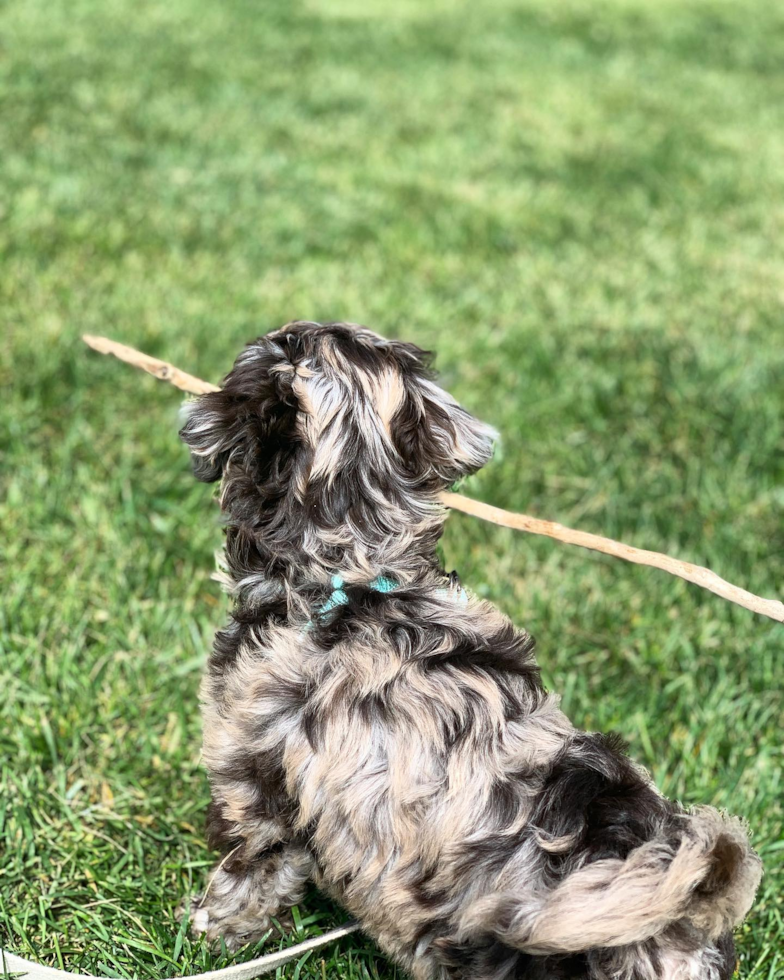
441, 492, 783, 624
82, 334, 784, 624
83, 334, 220, 395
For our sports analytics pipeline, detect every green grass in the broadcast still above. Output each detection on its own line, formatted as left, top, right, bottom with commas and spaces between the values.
1, 0, 783, 976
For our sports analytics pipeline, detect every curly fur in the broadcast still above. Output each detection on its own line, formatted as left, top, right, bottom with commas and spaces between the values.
179, 321, 761, 980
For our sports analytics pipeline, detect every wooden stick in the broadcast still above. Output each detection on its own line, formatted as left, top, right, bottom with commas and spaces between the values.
83, 334, 784, 624
83, 334, 220, 395
441, 492, 783, 623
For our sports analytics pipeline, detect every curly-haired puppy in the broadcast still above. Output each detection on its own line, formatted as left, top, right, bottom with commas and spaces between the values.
180, 322, 761, 980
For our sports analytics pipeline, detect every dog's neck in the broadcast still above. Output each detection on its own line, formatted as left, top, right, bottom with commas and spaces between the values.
215, 533, 448, 623
220, 525, 445, 592
217, 478, 450, 597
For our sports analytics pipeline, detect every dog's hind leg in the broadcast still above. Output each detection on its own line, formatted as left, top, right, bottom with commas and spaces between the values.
187, 839, 315, 951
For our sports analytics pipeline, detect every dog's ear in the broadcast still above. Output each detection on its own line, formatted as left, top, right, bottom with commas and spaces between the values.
393, 355, 497, 486
179, 337, 301, 484
179, 390, 247, 483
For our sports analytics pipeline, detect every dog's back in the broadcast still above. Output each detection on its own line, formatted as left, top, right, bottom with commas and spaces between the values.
201, 580, 757, 980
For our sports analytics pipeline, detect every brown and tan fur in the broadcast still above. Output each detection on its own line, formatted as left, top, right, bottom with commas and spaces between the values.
180, 322, 761, 980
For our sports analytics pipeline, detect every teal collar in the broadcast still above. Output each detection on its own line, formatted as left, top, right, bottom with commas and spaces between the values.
317, 573, 398, 618
313, 573, 468, 626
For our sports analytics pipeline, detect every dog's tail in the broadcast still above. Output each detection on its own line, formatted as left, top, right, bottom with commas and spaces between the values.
458, 808, 761, 955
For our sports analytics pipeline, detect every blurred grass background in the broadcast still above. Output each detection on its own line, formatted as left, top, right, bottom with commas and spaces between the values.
1, 0, 783, 976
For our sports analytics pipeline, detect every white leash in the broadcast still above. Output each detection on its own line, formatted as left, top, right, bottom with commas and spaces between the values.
1, 922, 361, 980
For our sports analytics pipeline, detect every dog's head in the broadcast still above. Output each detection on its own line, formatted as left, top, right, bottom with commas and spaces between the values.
180, 322, 495, 576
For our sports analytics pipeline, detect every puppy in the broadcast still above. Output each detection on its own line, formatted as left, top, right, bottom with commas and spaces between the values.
180, 321, 761, 980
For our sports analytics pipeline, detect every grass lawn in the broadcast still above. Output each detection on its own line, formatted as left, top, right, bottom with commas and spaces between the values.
1, 0, 783, 976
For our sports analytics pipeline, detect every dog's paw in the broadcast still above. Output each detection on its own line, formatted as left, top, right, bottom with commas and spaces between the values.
180, 895, 275, 952
189, 904, 213, 941
177, 893, 221, 945
176, 893, 202, 928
